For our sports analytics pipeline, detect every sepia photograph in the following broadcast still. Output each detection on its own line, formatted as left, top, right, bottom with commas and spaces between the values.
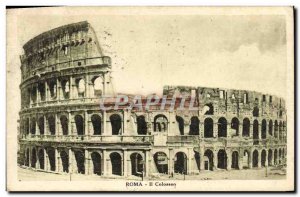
6, 6, 294, 192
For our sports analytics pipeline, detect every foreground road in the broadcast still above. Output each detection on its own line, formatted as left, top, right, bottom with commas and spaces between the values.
18, 166, 285, 181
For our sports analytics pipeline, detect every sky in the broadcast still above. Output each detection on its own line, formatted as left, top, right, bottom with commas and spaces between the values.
12, 10, 287, 99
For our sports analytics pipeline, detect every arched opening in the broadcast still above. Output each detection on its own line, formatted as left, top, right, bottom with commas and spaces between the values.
75, 151, 85, 174
25, 148, 30, 166
204, 149, 213, 171
47, 148, 56, 171
31, 148, 37, 168
48, 116, 56, 135
60, 115, 68, 135
274, 149, 278, 165
75, 115, 84, 135
91, 114, 101, 135
48, 79, 57, 100
137, 115, 147, 135
203, 103, 214, 115
269, 120, 273, 136
253, 120, 259, 145
231, 151, 239, 169
243, 150, 250, 169
218, 117, 227, 138
110, 152, 122, 176
176, 116, 184, 135
261, 119, 267, 139
261, 150, 266, 167
38, 82, 46, 101
279, 149, 282, 164
38, 149, 44, 169
110, 114, 122, 135
268, 149, 273, 166
253, 106, 259, 117
217, 149, 227, 169
30, 118, 36, 135
154, 114, 168, 132
92, 77, 103, 97
231, 118, 239, 136
174, 152, 187, 174
130, 153, 143, 176
279, 121, 283, 141
31, 86, 37, 103
76, 78, 85, 98
274, 120, 278, 138
242, 118, 250, 137
25, 118, 30, 135
38, 117, 44, 135
154, 152, 168, 174
60, 151, 69, 173
91, 152, 101, 175
252, 150, 259, 168
61, 79, 70, 99
189, 116, 199, 135
204, 118, 214, 138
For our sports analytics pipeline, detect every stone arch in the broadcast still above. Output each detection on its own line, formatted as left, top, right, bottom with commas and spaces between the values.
92, 76, 103, 97
91, 114, 101, 135
231, 117, 239, 136
38, 82, 46, 101
25, 148, 30, 166
204, 149, 213, 171
75, 114, 84, 135
268, 149, 273, 166
110, 114, 122, 135
217, 149, 227, 169
110, 152, 122, 176
130, 153, 144, 176
30, 118, 36, 135
61, 79, 70, 99
279, 121, 283, 141
253, 106, 259, 117
74, 150, 85, 174
274, 149, 278, 165
176, 116, 184, 135
261, 119, 267, 139
203, 103, 214, 115
38, 149, 44, 169
261, 149, 266, 167
154, 114, 168, 132
47, 148, 56, 171
218, 117, 227, 138
153, 152, 168, 174
31, 148, 37, 168
268, 120, 273, 136
91, 152, 102, 175
48, 79, 57, 99
137, 115, 147, 135
194, 151, 201, 171
31, 86, 37, 103
60, 150, 69, 173
243, 150, 250, 169
25, 118, 30, 135
174, 152, 187, 174
48, 115, 56, 135
274, 120, 278, 138
60, 115, 68, 135
252, 150, 259, 168
242, 118, 250, 137
231, 151, 239, 169
279, 149, 282, 164
189, 116, 199, 135
76, 78, 85, 98
204, 118, 213, 138
253, 120, 259, 144
38, 117, 44, 135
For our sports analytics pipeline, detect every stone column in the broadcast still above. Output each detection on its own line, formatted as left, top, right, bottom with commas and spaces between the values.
84, 111, 89, 136
238, 151, 243, 170
257, 150, 261, 168
102, 149, 108, 176
36, 148, 40, 170
85, 74, 90, 98
123, 150, 128, 177
68, 112, 72, 135
226, 149, 231, 170
36, 86, 40, 104
56, 114, 61, 136
168, 149, 174, 175
57, 78, 62, 101
55, 148, 60, 173
36, 118, 40, 135
102, 111, 108, 135
68, 148, 73, 174
200, 147, 205, 171
69, 77, 73, 99
28, 147, 32, 167
45, 81, 49, 101
187, 148, 192, 174
239, 123, 243, 138
145, 150, 149, 177
213, 149, 218, 170
84, 149, 90, 175
44, 148, 49, 171
248, 150, 253, 169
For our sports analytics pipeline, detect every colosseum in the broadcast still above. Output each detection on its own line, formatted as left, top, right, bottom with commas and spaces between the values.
18, 21, 287, 179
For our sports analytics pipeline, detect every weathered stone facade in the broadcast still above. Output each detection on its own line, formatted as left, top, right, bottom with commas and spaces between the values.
18, 21, 287, 178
